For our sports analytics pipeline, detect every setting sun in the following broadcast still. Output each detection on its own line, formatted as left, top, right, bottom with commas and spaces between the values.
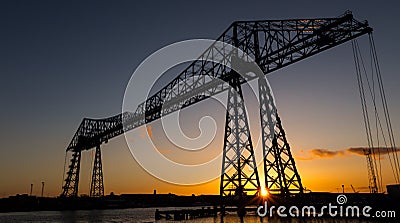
260, 187, 269, 197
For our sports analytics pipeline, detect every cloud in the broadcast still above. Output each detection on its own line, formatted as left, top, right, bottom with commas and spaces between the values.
296, 148, 346, 160
311, 149, 346, 158
347, 147, 400, 156
296, 147, 399, 161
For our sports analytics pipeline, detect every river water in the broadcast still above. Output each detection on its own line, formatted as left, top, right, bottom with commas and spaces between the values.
0, 208, 383, 223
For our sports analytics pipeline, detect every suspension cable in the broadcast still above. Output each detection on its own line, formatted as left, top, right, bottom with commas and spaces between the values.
369, 34, 400, 183
352, 35, 400, 190
353, 40, 384, 190
352, 40, 373, 148
352, 40, 378, 192
368, 38, 384, 190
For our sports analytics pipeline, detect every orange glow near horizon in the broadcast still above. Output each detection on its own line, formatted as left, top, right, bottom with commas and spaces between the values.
260, 187, 269, 197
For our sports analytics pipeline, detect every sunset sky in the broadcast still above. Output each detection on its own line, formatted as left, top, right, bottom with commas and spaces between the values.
1, 0, 400, 198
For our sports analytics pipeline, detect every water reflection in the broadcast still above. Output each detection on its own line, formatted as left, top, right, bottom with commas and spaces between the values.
0, 208, 384, 223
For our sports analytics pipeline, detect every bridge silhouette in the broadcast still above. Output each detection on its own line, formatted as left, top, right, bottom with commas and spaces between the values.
61, 11, 373, 203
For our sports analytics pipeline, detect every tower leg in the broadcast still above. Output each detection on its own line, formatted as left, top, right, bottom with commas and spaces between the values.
90, 144, 105, 197
258, 77, 303, 196
220, 72, 260, 205
61, 150, 82, 197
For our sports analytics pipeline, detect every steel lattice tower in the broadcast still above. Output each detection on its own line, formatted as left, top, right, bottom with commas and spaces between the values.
220, 71, 260, 200
220, 24, 260, 202
258, 78, 303, 195
90, 145, 105, 197
61, 150, 81, 197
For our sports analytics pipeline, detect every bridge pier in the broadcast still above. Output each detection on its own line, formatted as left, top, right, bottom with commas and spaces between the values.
219, 23, 261, 207
90, 144, 104, 197
61, 150, 81, 197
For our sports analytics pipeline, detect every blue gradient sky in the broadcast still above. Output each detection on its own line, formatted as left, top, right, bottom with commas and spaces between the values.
1, 0, 399, 197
